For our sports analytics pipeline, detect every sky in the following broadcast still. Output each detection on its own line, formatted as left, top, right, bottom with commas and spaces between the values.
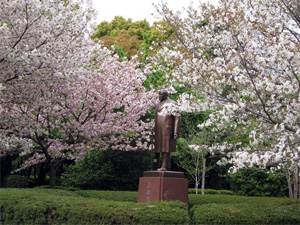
91, 0, 218, 25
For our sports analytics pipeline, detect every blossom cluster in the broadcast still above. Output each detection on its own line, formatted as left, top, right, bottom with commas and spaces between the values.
0, 0, 156, 170
156, 0, 300, 175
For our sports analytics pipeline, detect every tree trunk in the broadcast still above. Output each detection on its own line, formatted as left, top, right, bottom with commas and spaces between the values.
285, 169, 294, 198
49, 165, 57, 189
195, 182, 199, 195
201, 157, 206, 195
37, 163, 47, 186
27, 166, 32, 179
298, 172, 300, 199
195, 170, 199, 195
48, 158, 65, 189
294, 166, 299, 199
298, 171, 300, 199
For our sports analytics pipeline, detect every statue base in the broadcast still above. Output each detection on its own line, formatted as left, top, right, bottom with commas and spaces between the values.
137, 171, 188, 204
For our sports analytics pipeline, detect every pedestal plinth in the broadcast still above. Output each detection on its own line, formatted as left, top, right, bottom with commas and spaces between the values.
137, 171, 188, 204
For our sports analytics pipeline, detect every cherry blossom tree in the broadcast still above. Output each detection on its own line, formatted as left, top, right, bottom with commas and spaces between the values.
156, 0, 300, 198
0, 0, 156, 188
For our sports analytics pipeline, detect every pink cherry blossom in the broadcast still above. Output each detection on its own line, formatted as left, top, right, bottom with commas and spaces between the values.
0, 0, 156, 188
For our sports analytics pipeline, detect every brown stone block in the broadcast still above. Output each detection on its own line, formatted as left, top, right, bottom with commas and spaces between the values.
137, 171, 188, 204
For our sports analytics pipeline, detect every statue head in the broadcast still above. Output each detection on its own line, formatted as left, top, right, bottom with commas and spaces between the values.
158, 89, 168, 102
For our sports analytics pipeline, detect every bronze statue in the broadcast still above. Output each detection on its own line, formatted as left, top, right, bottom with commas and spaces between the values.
153, 89, 180, 171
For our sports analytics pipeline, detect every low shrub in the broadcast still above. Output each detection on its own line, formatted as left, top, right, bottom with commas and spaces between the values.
0, 188, 189, 224
3, 175, 31, 188
228, 168, 289, 197
188, 188, 235, 195
205, 189, 222, 195
34, 185, 80, 192
75, 190, 138, 202
219, 190, 235, 195
191, 203, 300, 224
189, 194, 300, 208
189, 194, 300, 224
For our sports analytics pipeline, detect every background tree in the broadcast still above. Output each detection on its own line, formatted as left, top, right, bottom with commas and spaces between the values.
92, 16, 174, 60
175, 138, 210, 195
155, 0, 300, 198
61, 149, 151, 191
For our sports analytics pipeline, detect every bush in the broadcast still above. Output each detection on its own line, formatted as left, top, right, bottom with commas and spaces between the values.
3, 175, 31, 188
189, 194, 300, 208
0, 188, 189, 224
75, 190, 138, 202
34, 185, 80, 192
60, 149, 151, 191
219, 190, 235, 195
205, 189, 221, 195
189, 194, 300, 224
228, 168, 289, 197
191, 203, 300, 224
188, 188, 235, 195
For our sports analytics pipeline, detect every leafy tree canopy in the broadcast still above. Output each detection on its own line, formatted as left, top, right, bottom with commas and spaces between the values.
92, 16, 174, 59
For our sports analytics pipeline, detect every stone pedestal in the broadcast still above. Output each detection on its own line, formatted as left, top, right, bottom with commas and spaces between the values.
137, 171, 188, 204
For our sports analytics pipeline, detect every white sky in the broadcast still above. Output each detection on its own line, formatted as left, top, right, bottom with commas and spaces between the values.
91, 0, 218, 24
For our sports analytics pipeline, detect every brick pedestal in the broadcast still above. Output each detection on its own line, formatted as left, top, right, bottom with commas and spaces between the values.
137, 171, 188, 204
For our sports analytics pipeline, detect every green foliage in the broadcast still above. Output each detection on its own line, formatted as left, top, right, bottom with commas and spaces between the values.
228, 168, 289, 197
188, 188, 235, 195
219, 190, 236, 195
92, 16, 173, 60
92, 16, 150, 40
142, 69, 166, 91
191, 203, 300, 224
1, 189, 299, 225
0, 188, 189, 225
3, 175, 31, 188
34, 185, 80, 192
75, 190, 138, 202
188, 194, 300, 208
113, 41, 127, 61
60, 150, 151, 191
180, 111, 209, 139
175, 138, 207, 176
189, 194, 300, 224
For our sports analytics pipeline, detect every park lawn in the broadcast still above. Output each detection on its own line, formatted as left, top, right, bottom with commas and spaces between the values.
0, 188, 299, 224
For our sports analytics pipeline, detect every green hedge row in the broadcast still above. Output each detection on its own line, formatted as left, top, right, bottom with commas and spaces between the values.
188, 194, 300, 208
188, 188, 235, 195
189, 195, 300, 224
34, 186, 138, 202
2, 188, 299, 224
0, 189, 189, 224
75, 190, 138, 202
191, 203, 300, 224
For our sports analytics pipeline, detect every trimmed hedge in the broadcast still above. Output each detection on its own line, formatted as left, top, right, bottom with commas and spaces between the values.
189, 194, 300, 208
189, 195, 300, 224
188, 188, 235, 195
75, 190, 138, 202
34, 185, 80, 192
191, 203, 300, 224
0, 188, 189, 224
2, 188, 299, 224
